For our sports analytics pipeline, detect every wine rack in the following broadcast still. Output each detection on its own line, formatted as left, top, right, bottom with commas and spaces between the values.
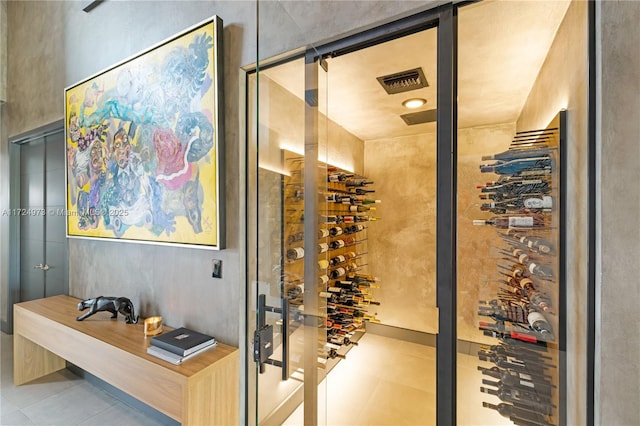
281, 150, 381, 372
474, 112, 565, 426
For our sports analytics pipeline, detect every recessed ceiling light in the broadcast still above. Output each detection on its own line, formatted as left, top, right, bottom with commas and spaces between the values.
402, 98, 427, 109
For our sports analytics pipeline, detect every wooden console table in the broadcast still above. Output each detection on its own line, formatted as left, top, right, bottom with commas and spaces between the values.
14, 295, 239, 425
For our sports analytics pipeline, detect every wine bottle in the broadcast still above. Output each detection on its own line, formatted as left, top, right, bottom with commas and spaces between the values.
480, 342, 553, 364
528, 291, 554, 314
318, 228, 329, 238
350, 188, 375, 195
473, 215, 544, 229
286, 284, 304, 300
482, 402, 552, 426
329, 267, 347, 280
326, 193, 346, 203
480, 157, 552, 175
329, 239, 345, 250
344, 224, 365, 234
527, 312, 554, 338
329, 254, 346, 266
498, 231, 555, 255
478, 366, 555, 393
318, 259, 329, 269
329, 226, 343, 236
344, 178, 374, 187
327, 172, 354, 182
480, 196, 553, 213
349, 205, 376, 213
478, 303, 528, 324
482, 146, 551, 162
479, 322, 539, 344
482, 378, 553, 403
287, 247, 304, 261
318, 242, 329, 253
478, 179, 550, 193
287, 231, 304, 244
480, 387, 554, 415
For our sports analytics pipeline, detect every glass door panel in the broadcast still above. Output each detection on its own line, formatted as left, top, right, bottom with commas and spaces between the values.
456, 2, 576, 424
249, 6, 446, 426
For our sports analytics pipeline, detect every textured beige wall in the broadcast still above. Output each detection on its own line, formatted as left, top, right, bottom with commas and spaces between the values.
365, 132, 438, 334
516, 1, 588, 425
597, 1, 640, 425
364, 123, 514, 340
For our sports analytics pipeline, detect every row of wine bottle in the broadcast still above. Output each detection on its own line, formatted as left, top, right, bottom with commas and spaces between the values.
284, 157, 381, 361
475, 133, 559, 425
479, 341, 557, 425
286, 236, 366, 261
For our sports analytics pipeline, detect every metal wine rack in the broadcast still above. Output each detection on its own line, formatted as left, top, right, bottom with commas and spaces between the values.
474, 111, 566, 426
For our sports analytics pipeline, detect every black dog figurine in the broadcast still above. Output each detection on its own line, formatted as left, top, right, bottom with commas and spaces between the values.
76, 296, 139, 324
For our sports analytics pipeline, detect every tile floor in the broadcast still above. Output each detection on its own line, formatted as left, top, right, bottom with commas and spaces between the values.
282, 332, 512, 426
2, 330, 512, 426
0, 332, 169, 426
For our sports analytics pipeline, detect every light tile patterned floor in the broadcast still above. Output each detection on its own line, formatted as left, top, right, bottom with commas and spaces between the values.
283, 332, 512, 426
0, 332, 169, 426
2, 331, 511, 425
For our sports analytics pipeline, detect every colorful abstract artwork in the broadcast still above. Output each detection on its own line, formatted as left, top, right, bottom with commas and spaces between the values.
65, 17, 223, 249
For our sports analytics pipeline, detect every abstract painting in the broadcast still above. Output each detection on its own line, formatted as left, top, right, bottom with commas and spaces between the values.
65, 16, 224, 249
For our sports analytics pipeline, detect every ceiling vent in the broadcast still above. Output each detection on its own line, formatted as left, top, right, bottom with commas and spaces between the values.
400, 109, 437, 126
377, 67, 429, 95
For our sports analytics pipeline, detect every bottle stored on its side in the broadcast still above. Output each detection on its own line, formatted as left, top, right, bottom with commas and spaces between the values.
527, 311, 554, 339
480, 387, 554, 415
287, 247, 304, 261
482, 402, 552, 426
344, 178, 374, 187
480, 156, 552, 175
327, 172, 354, 182
482, 146, 551, 162
329, 226, 343, 236
473, 215, 545, 229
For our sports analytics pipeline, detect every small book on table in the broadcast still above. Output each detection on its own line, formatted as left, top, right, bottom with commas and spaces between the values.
150, 327, 216, 356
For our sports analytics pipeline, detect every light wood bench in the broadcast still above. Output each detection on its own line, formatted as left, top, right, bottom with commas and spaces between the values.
13, 295, 239, 425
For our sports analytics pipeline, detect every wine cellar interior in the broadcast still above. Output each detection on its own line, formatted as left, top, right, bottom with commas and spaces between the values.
248, 0, 586, 424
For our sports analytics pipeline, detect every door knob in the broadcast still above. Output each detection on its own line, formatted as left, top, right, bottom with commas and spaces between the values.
33, 264, 50, 271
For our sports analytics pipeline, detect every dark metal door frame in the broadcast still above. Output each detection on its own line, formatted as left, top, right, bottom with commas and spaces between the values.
303, 4, 457, 424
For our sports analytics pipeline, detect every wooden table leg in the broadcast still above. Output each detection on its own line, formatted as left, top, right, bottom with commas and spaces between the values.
13, 333, 65, 385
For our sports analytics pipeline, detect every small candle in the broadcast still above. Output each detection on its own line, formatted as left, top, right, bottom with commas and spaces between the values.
144, 316, 163, 337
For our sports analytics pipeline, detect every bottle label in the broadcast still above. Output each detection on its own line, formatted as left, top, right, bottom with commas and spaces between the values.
319, 275, 329, 285
527, 311, 546, 324
508, 217, 534, 228
524, 195, 553, 209
330, 227, 343, 236
319, 228, 329, 238
288, 247, 304, 259
528, 262, 538, 274
520, 380, 535, 389
318, 243, 329, 253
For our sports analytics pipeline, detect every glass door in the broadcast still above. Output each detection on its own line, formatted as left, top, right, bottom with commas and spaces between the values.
247, 5, 452, 425
246, 1, 330, 420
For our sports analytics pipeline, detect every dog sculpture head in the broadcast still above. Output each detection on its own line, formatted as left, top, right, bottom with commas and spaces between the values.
117, 297, 139, 324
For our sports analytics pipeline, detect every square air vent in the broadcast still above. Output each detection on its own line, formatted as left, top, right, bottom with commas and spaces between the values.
377, 67, 429, 95
400, 109, 438, 126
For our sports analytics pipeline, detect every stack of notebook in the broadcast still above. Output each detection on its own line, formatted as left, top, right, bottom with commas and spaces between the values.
147, 327, 216, 365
